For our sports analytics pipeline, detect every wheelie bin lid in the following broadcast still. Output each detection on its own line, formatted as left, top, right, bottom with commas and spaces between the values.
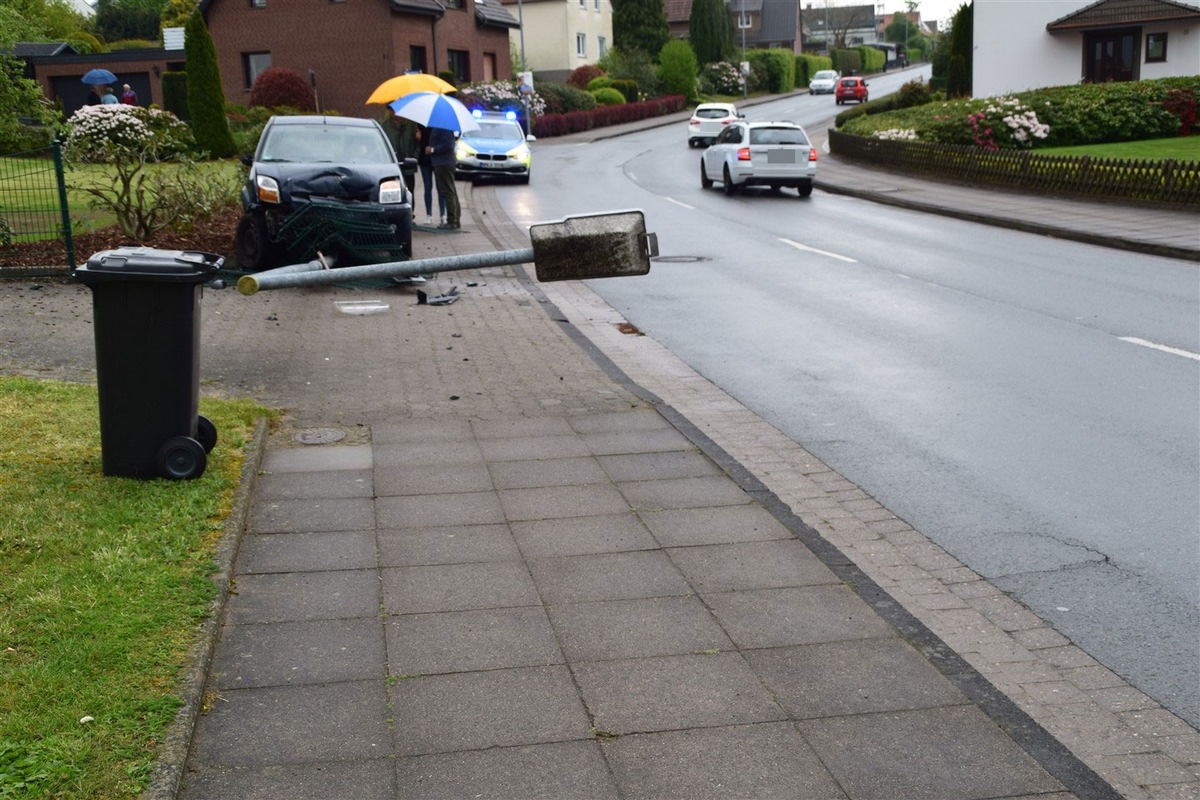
75, 248, 224, 285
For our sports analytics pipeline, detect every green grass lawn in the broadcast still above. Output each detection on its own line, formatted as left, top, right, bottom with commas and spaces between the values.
0, 156, 243, 242
1033, 136, 1200, 162
0, 376, 272, 798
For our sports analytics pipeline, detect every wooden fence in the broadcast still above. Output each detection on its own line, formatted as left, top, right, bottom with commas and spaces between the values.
827, 131, 1200, 208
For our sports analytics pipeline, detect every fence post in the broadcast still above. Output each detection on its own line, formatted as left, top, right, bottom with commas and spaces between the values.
52, 139, 75, 272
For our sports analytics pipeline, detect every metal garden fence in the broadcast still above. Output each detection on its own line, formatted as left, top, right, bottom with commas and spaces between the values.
828, 130, 1200, 208
0, 141, 75, 278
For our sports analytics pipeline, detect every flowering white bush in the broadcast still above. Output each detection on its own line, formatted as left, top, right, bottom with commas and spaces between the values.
460, 81, 546, 119
63, 105, 235, 241
983, 96, 1050, 147
65, 105, 194, 163
699, 61, 743, 96
872, 128, 918, 141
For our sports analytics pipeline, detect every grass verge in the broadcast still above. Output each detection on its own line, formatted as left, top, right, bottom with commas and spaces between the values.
0, 376, 273, 798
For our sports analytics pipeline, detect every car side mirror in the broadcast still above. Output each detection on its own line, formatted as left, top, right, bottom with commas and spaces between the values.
240, 153, 253, 167
400, 156, 418, 176
526, 134, 537, 143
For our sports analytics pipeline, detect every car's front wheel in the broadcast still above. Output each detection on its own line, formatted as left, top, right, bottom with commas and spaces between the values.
235, 213, 274, 271
700, 160, 713, 189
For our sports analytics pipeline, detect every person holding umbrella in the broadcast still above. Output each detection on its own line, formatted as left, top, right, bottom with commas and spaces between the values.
426, 126, 459, 230
388, 91, 478, 232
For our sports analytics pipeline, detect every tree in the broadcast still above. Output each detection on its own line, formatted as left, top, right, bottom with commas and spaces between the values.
688, 0, 733, 65
946, 1, 971, 97
0, 5, 57, 150
184, 9, 235, 157
826, 5, 872, 50
96, 0, 167, 42
612, 0, 669, 62
161, 0, 198, 30
3, 0, 88, 40
657, 39, 697, 98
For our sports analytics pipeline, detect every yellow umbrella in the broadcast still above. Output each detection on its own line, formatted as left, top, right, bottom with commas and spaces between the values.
366, 73, 457, 105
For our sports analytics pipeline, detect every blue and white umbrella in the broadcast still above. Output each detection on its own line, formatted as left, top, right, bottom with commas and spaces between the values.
388, 92, 480, 133
81, 68, 118, 85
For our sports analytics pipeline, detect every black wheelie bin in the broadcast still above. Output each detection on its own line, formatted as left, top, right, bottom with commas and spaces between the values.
74, 248, 223, 480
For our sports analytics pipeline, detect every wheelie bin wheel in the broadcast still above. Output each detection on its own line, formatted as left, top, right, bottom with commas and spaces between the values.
157, 436, 207, 480
196, 415, 218, 453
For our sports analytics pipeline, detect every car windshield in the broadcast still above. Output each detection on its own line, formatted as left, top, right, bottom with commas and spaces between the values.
260, 125, 391, 163
813, 71, 837, 80
462, 120, 524, 143
695, 107, 732, 119
749, 127, 808, 146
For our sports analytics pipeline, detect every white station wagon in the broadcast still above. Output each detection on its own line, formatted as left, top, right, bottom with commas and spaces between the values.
700, 120, 819, 198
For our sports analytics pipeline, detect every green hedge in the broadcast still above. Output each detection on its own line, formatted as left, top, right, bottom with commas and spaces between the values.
746, 48, 795, 93
840, 76, 1200, 149
796, 54, 833, 87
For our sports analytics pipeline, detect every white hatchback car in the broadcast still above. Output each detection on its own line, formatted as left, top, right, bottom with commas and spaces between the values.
700, 120, 818, 197
809, 69, 840, 94
687, 102, 742, 147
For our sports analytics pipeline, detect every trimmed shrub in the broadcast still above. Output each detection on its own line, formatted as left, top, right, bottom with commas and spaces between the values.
533, 81, 596, 114
161, 71, 189, 120
611, 79, 639, 103
855, 46, 885, 74
249, 67, 315, 111
586, 76, 615, 92
657, 39, 698, 99
796, 54, 832, 88
533, 94, 686, 136
591, 86, 626, 106
567, 64, 606, 90
744, 48, 794, 93
66, 31, 102, 54
831, 49, 861, 76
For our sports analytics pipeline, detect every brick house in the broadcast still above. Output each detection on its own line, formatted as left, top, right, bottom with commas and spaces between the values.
196, 0, 519, 117
17, 44, 183, 118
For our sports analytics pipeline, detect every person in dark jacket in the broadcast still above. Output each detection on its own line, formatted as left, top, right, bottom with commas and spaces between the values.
425, 126, 460, 230
416, 124, 446, 226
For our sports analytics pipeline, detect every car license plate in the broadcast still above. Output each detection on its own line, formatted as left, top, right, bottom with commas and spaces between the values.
480, 161, 500, 168
767, 149, 795, 164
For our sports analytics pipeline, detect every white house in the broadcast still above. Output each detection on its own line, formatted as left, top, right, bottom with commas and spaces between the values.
502, 0, 614, 81
974, 0, 1200, 97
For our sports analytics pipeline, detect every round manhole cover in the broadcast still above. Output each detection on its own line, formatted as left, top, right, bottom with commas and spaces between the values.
294, 428, 346, 445
653, 256, 706, 263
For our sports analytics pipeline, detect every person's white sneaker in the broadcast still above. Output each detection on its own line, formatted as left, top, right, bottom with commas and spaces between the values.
424, 215, 434, 226
440, 215, 447, 225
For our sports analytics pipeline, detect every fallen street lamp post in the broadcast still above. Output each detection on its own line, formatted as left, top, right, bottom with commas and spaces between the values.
236, 210, 659, 295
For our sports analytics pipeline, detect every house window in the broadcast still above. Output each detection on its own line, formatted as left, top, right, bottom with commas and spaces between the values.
447, 49, 470, 83
1146, 32, 1167, 62
1084, 29, 1137, 83
594, 0, 600, 10
243, 52, 271, 89
250, 0, 265, 7
410, 46, 427, 73
576, 33, 586, 56
598, 36, 607, 56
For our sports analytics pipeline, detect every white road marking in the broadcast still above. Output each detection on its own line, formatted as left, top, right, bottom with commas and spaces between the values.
665, 197, 694, 209
780, 238, 858, 263
1118, 337, 1200, 361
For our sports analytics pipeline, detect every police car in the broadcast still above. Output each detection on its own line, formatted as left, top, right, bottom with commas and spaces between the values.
454, 110, 534, 184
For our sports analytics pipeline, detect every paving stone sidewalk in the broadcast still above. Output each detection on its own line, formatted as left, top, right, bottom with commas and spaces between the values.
169, 186, 1130, 799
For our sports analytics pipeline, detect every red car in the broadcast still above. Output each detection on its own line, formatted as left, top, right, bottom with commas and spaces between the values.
835, 76, 869, 105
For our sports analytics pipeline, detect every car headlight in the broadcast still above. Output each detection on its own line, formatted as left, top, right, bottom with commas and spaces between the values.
379, 178, 403, 205
255, 175, 280, 204
509, 144, 531, 165
456, 141, 476, 160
